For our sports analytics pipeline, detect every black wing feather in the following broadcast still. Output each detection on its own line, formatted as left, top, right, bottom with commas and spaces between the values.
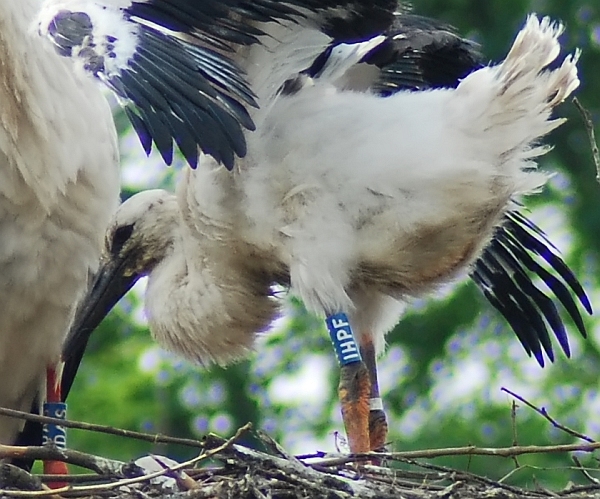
117, 29, 252, 168
501, 224, 588, 340
471, 212, 590, 366
362, 14, 482, 94
116, 68, 175, 164
497, 232, 572, 356
487, 238, 560, 361
128, 0, 399, 44
473, 266, 535, 359
46, 1, 400, 169
505, 213, 592, 315
477, 248, 552, 365
120, 0, 399, 166
124, 107, 153, 156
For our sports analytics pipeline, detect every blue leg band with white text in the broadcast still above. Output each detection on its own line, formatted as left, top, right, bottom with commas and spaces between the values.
326, 312, 362, 366
43, 402, 67, 450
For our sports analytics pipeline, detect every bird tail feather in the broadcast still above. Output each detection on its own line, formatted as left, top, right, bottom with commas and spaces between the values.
452, 15, 579, 189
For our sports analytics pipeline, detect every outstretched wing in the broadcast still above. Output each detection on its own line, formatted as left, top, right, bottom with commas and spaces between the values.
38, 0, 399, 169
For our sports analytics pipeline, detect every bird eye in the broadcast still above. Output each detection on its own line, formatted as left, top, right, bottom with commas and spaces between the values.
111, 224, 134, 254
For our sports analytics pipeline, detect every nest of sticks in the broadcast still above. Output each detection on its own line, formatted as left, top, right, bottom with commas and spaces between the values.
3, 417, 600, 499
5, 388, 600, 499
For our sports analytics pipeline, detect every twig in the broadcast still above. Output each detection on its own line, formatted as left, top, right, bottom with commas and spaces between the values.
390, 457, 530, 497
296, 451, 327, 460
0, 444, 132, 475
37, 474, 117, 484
572, 455, 600, 485
254, 429, 302, 464
501, 387, 596, 443
390, 442, 600, 458
250, 483, 268, 499
510, 400, 521, 469
573, 97, 600, 182
5, 419, 600, 498
497, 463, 584, 485
498, 464, 527, 484
227, 443, 357, 496
532, 475, 559, 497
0, 423, 252, 498
0, 407, 205, 449
303, 439, 600, 466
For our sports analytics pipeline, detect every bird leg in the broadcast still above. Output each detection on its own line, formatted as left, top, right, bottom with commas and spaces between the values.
326, 313, 370, 454
359, 338, 388, 451
43, 364, 68, 487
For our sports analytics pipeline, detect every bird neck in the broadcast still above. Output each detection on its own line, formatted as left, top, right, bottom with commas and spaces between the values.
144, 226, 278, 367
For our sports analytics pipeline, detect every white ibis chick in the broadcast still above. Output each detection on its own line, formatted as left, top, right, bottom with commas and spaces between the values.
67, 15, 587, 454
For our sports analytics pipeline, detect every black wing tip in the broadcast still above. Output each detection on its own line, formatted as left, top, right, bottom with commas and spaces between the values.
472, 211, 590, 366
122, 86, 248, 169
107, 23, 256, 170
505, 212, 592, 335
580, 293, 593, 317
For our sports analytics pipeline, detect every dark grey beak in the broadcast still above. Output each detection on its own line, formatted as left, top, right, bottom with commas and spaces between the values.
61, 257, 142, 398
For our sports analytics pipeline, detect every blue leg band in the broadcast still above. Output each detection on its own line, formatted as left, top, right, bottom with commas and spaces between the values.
43, 402, 67, 450
326, 312, 362, 366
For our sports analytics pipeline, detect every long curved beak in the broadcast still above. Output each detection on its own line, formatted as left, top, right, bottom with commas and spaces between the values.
61, 257, 141, 398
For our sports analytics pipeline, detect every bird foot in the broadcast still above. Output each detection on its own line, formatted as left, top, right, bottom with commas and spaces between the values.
368, 408, 388, 452
368, 408, 388, 466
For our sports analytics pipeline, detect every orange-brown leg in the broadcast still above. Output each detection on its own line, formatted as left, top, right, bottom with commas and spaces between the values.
327, 313, 371, 454
44, 364, 68, 488
359, 337, 388, 451
338, 361, 371, 453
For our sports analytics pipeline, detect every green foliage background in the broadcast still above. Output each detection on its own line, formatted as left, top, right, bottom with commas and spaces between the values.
65, 0, 600, 489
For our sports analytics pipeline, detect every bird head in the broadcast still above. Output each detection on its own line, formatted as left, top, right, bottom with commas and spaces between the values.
105, 189, 179, 276
62, 189, 179, 376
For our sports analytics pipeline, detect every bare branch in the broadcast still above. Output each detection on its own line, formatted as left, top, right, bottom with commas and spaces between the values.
573, 97, 600, 183
314, 441, 600, 462
510, 400, 521, 469
0, 407, 205, 449
0, 444, 132, 475
572, 455, 600, 485
501, 387, 596, 443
